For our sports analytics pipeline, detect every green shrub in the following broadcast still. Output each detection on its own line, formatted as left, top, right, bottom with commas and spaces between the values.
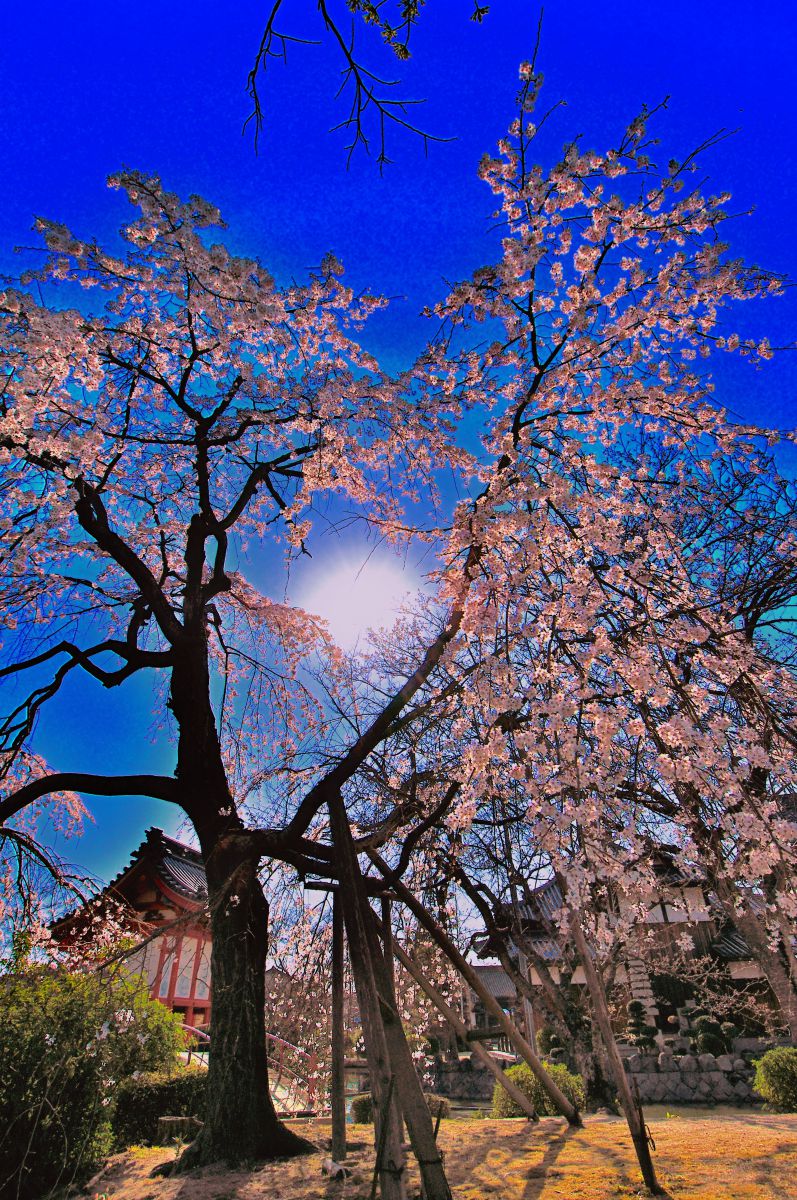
0, 967, 182, 1198
491, 1061, 585, 1118
689, 1014, 729, 1057
350, 1092, 374, 1123
753, 1047, 797, 1112
349, 1091, 451, 1124
537, 1026, 565, 1056
113, 1066, 207, 1147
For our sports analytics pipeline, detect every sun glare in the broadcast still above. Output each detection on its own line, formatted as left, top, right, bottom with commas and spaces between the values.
296, 554, 419, 650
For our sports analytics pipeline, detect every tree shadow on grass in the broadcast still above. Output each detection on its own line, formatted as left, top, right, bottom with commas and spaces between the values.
519, 1125, 578, 1200
520, 1126, 676, 1200
600, 1140, 676, 1200
749, 1139, 797, 1189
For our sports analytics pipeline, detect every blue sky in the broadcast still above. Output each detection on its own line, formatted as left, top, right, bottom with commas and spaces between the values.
1, 2, 795, 883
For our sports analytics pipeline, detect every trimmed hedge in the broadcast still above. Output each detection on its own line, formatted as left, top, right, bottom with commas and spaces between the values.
491, 1061, 585, 1118
113, 1067, 207, 1147
753, 1047, 797, 1112
349, 1092, 450, 1124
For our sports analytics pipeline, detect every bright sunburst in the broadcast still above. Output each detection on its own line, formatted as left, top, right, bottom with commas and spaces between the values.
295, 554, 419, 650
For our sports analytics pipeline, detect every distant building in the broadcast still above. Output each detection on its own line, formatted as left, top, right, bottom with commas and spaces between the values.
474, 852, 778, 1038
52, 828, 212, 1029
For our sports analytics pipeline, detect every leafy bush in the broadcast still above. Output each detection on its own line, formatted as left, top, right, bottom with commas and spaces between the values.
491, 1061, 585, 1118
349, 1091, 450, 1124
113, 1066, 207, 1146
753, 1047, 797, 1112
350, 1092, 374, 1123
689, 1014, 730, 1056
0, 967, 182, 1198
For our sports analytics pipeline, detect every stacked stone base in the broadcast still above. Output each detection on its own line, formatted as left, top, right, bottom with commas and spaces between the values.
433, 1056, 501, 1103
431, 1047, 763, 1107
625, 1049, 758, 1105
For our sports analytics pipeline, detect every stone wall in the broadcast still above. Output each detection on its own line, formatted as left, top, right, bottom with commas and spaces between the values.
432, 1045, 765, 1107
624, 1048, 759, 1105
432, 1056, 498, 1103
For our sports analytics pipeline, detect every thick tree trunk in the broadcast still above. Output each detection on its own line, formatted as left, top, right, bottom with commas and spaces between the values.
714, 879, 797, 1041
174, 840, 312, 1170
571, 1037, 617, 1110
165, 634, 312, 1169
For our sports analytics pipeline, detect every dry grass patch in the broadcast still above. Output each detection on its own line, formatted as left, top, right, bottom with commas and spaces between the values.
75, 1111, 797, 1200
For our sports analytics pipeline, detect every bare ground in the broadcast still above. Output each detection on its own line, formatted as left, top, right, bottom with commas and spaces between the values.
78, 1109, 797, 1200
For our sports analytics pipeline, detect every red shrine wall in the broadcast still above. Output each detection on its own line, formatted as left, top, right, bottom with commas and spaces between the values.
126, 927, 212, 1029
118, 870, 213, 1030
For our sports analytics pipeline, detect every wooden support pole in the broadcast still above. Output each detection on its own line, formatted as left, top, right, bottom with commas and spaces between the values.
329, 795, 452, 1200
367, 849, 582, 1127
385, 927, 539, 1122
566, 905, 663, 1195
331, 891, 347, 1163
381, 896, 405, 1143
329, 796, 408, 1200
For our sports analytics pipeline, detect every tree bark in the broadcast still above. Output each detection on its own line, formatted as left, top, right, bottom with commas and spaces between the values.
174, 841, 312, 1170
163, 633, 312, 1168
714, 878, 797, 1041
380, 897, 405, 1143
734, 908, 797, 1041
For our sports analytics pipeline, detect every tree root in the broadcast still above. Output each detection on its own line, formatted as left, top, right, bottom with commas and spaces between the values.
152, 1126, 315, 1177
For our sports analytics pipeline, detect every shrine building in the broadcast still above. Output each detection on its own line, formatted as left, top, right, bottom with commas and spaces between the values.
52, 827, 212, 1029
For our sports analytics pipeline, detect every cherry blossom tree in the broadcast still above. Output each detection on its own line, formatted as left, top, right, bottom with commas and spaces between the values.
316, 67, 795, 1190
0, 172, 465, 1178
1, 60, 793, 1196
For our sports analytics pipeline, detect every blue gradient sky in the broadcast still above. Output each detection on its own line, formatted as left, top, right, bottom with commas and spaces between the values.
1, 2, 795, 883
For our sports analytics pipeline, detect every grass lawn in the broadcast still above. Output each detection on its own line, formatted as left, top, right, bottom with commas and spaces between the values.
78, 1109, 797, 1200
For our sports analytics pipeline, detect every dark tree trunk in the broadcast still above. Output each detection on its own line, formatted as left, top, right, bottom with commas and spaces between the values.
571, 1040, 617, 1110
330, 893, 347, 1163
164, 634, 312, 1170
175, 840, 312, 1170
720, 891, 797, 1041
